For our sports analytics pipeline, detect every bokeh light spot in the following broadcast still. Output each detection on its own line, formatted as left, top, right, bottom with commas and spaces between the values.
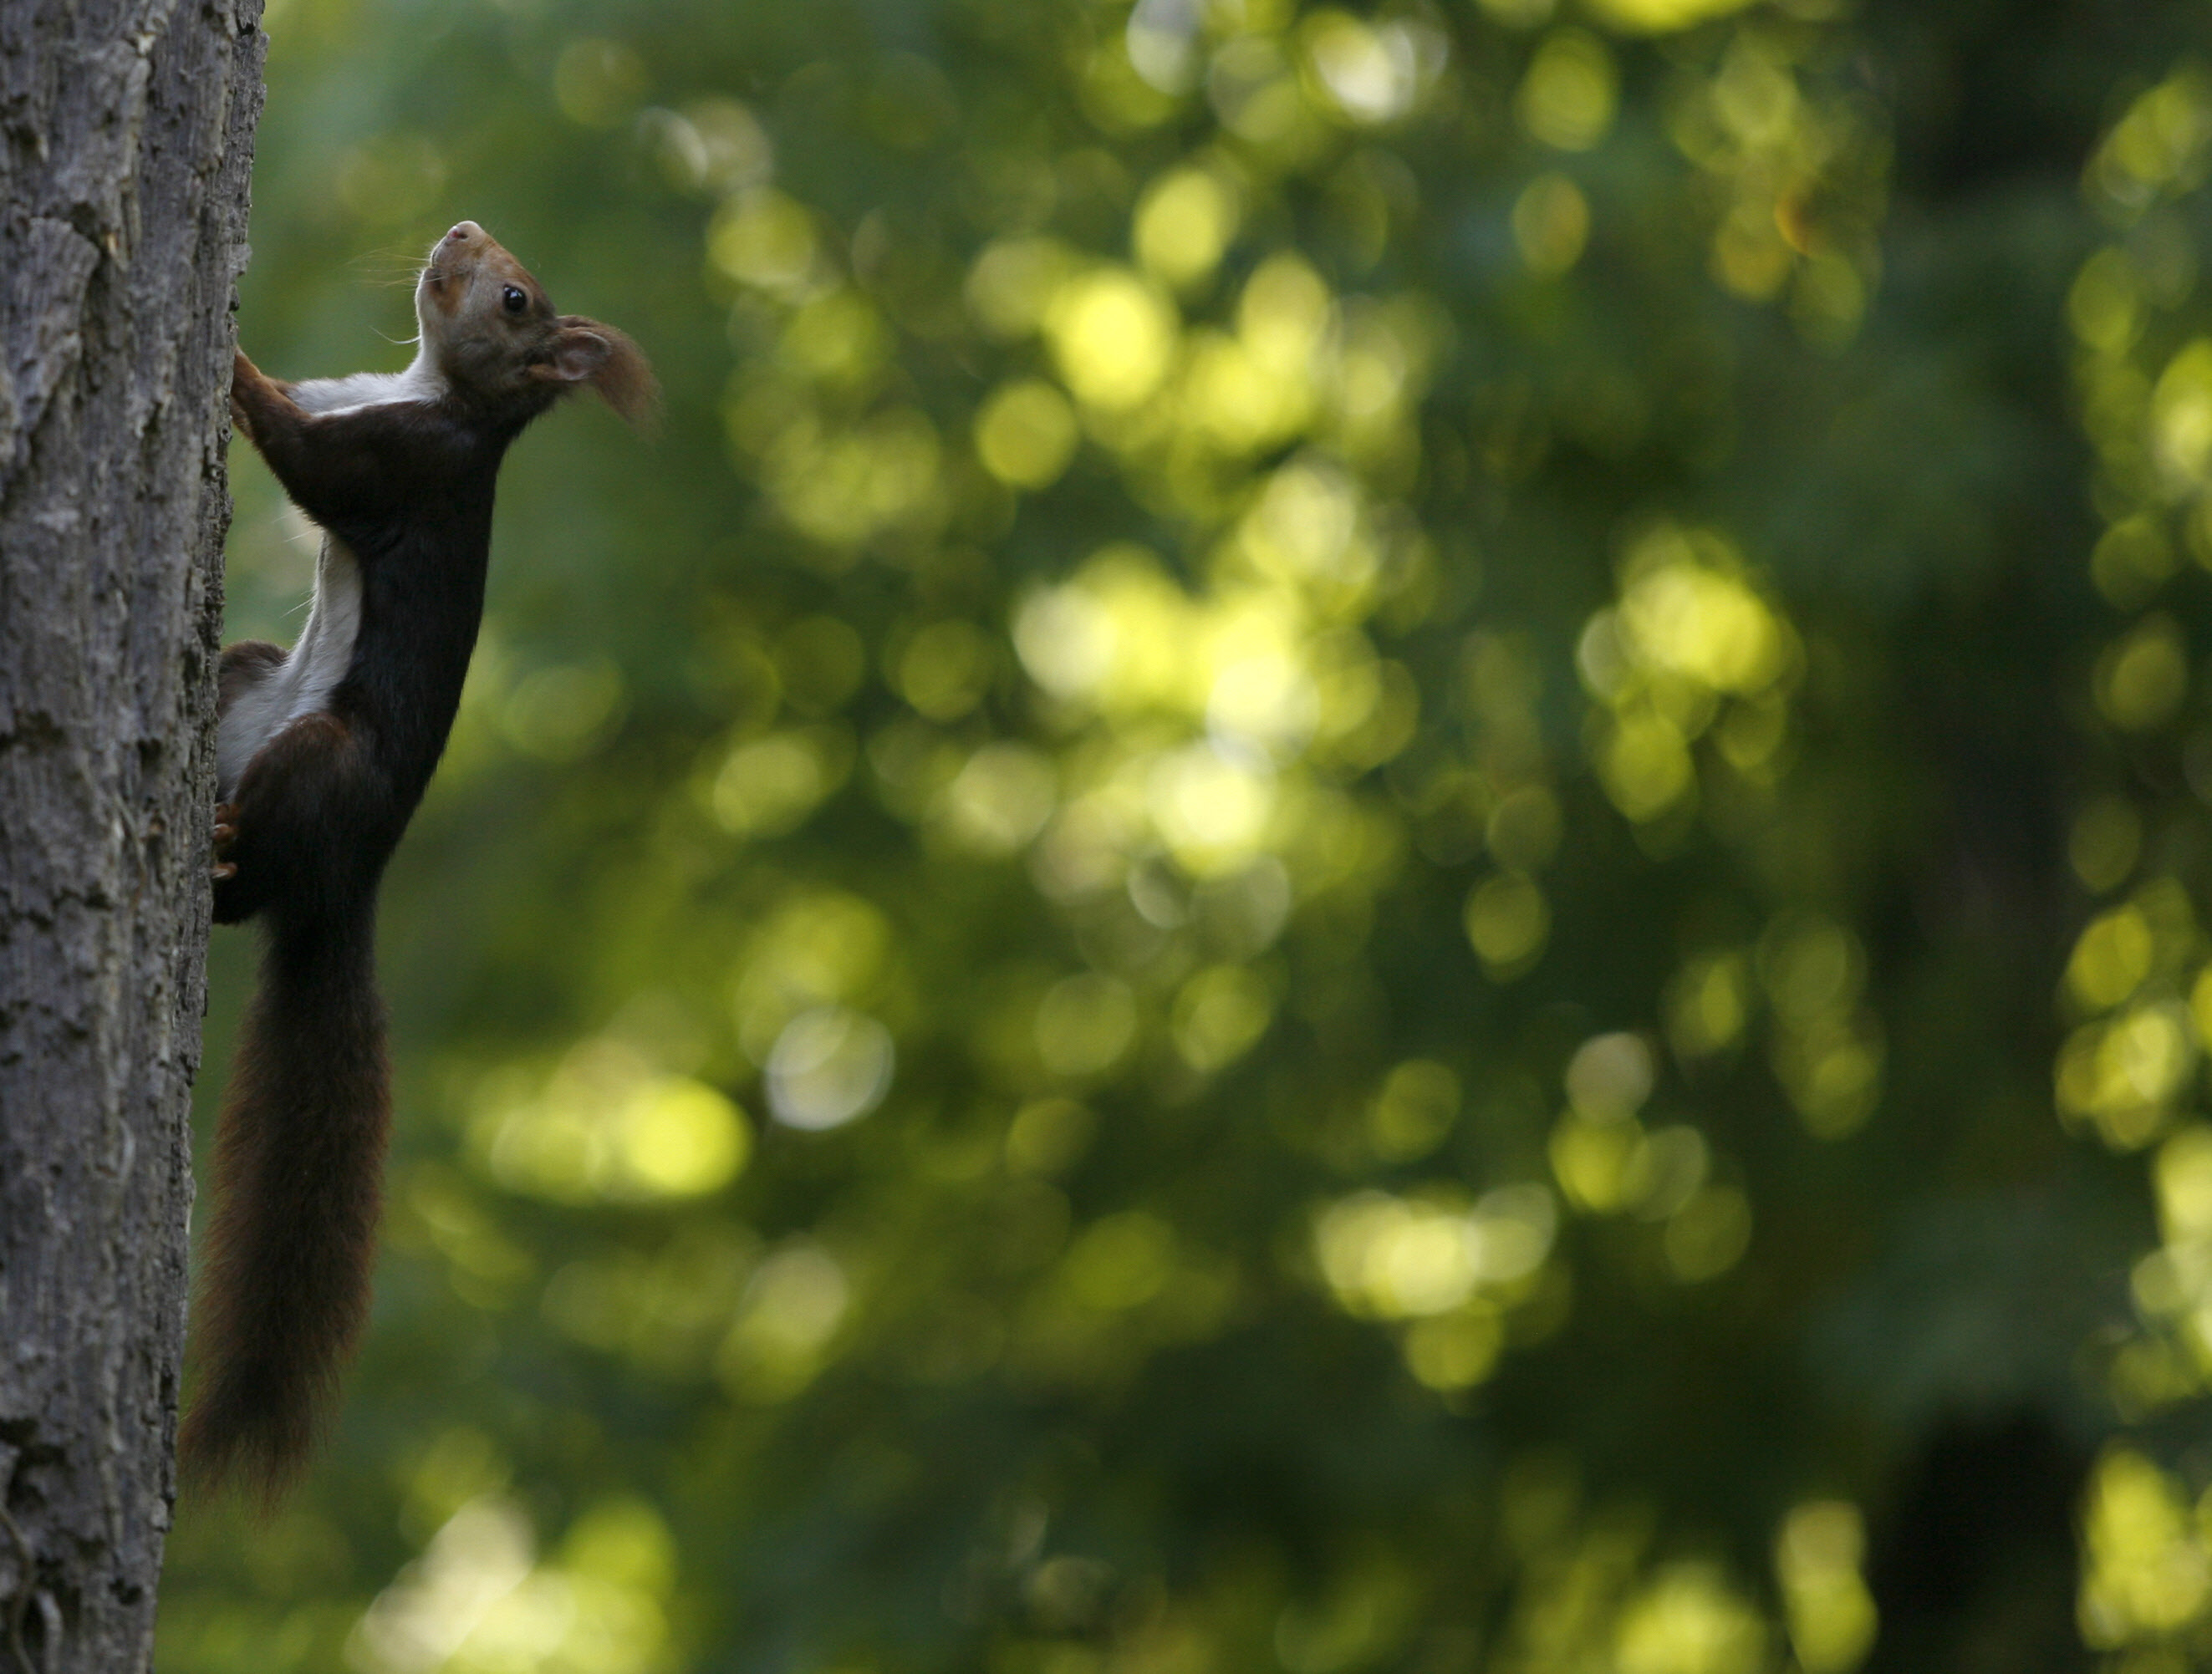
2068, 905, 2156, 1011
1044, 268, 1179, 411
1586, 0, 1756, 29
1614, 1563, 1767, 1674
1402, 1305, 1502, 1391
719, 1244, 850, 1402
1134, 166, 1240, 288
1036, 972, 1139, 1078
1466, 872, 1551, 976
613, 1078, 751, 1198
708, 188, 818, 298
766, 1007, 894, 1130
1367, 1060, 1461, 1163
1517, 31, 1617, 153
897, 619, 996, 721
2078, 1448, 2212, 1647
1512, 173, 1590, 276
502, 659, 625, 764
1775, 1502, 1878, 1674
2072, 796, 2144, 892
1663, 1185, 1752, 1282
940, 742, 1058, 855
553, 39, 646, 128
1302, 12, 1425, 127
1565, 1033, 1654, 1124
2096, 615, 2189, 732
1064, 1210, 1176, 1310
1170, 964, 1274, 1072
976, 379, 1080, 489
966, 236, 1078, 338
476, 1057, 750, 1205
711, 728, 852, 837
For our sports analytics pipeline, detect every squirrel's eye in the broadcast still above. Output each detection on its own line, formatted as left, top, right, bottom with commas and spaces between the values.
502, 286, 527, 315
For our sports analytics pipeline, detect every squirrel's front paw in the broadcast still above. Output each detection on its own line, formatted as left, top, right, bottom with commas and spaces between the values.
229, 350, 259, 436
211, 801, 239, 882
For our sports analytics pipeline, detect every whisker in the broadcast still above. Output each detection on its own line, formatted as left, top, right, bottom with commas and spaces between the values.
349, 244, 428, 290
347, 240, 422, 267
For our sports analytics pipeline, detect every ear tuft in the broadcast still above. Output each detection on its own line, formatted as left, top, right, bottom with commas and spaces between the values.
538, 314, 660, 430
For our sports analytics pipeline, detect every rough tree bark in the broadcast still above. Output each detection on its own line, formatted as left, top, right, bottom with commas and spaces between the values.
0, 1, 262, 1669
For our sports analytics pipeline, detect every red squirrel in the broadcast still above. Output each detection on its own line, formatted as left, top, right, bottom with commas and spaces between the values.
186, 221, 654, 1496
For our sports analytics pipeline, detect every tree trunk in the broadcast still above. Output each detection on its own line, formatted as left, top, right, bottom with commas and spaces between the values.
0, 1, 262, 1668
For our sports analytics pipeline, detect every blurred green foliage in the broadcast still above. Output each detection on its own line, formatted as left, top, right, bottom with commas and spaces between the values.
155, 0, 2212, 1668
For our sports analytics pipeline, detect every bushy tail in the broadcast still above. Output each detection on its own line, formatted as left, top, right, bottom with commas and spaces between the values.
181, 900, 389, 1501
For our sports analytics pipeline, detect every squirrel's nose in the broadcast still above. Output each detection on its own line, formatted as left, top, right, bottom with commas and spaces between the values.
445, 221, 483, 243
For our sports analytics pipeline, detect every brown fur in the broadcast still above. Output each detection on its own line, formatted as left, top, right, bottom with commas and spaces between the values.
542, 316, 659, 429
183, 714, 389, 1500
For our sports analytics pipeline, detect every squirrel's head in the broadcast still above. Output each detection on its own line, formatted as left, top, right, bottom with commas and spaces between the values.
415, 221, 658, 425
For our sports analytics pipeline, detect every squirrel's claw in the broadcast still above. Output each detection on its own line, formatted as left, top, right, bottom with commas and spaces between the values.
212, 801, 241, 882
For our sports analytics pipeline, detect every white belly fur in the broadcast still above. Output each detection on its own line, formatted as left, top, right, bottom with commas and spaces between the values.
216, 533, 364, 799
288, 355, 446, 418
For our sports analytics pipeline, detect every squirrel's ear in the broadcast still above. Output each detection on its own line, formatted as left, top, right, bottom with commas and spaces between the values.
533, 316, 660, 430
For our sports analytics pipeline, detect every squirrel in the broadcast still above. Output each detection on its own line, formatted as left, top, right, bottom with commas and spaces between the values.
184, 221, 655, 1498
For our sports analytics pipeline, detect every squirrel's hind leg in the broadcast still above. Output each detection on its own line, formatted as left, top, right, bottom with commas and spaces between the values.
212, 710, 367, 925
